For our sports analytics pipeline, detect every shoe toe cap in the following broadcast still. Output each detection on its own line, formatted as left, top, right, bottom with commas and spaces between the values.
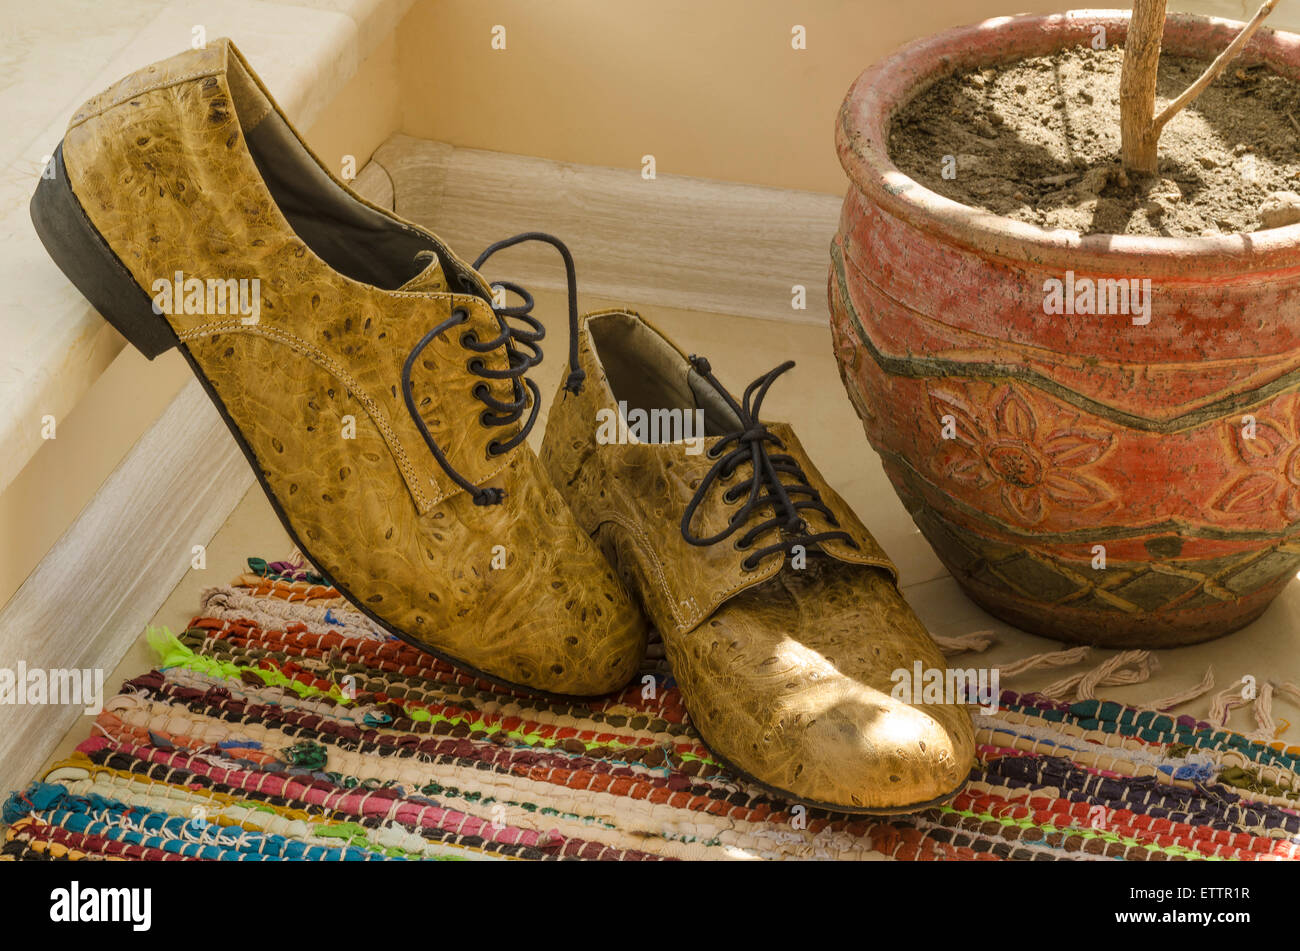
667, 580, 975, 811
788, 689, 975, 810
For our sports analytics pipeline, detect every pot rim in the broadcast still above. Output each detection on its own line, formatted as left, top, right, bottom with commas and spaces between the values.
836, 8, 1300, 277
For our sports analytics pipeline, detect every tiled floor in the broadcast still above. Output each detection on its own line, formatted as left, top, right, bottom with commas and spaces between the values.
39, 291, 1300, 774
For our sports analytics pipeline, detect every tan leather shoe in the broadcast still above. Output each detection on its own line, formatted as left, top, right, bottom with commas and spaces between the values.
30, 40, 645, 697
540, 310, 975, 811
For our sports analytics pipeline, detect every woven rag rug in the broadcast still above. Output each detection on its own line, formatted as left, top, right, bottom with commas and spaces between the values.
5, 557, 1300, 862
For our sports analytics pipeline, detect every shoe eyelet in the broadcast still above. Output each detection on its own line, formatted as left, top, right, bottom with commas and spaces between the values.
451, 306, 469, 323
461, 330, 479, 347
467, 358, 485, 374
471, 382, 491, 401
486, 440, 504, 458
740, 555, 760, 572
706, 444, 723, 459
733, 538, 752, 552
479, 411, 497, 427
722, 486, 742, 503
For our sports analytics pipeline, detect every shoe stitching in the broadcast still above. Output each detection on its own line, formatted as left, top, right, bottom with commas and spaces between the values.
175, 320, 518, 510
591, 511, 690, 631
68, 68, 226, 130
679, 557, 781, 634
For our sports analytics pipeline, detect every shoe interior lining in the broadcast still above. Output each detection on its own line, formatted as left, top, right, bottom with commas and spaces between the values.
587, 313, 739, 439
225, 54, 469, 294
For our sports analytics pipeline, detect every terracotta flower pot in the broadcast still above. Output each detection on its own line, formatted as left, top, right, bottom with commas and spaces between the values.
830, 10, 1300, 648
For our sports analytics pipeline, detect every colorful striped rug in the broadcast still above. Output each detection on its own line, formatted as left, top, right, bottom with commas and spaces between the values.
5, 556, 1300, 861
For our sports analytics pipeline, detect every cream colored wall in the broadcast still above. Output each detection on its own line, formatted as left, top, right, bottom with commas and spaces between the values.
0, 33, 402, 609
396, 0, 1069, 195
305, 32, 403, 185
397, 0, 1295, 196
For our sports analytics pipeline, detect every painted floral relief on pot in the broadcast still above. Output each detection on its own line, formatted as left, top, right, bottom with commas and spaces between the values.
1214, 393, 1300, 522
929, 381, 1117, 528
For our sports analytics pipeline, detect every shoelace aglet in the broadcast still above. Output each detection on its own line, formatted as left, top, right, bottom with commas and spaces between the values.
562, 369, 586, 397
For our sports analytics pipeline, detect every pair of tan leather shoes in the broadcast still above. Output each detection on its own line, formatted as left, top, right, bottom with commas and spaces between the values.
31, 39, 973, 813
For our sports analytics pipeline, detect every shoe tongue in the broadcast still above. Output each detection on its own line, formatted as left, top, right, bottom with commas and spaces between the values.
686, 367, 742, 435
398, 252, 449, 293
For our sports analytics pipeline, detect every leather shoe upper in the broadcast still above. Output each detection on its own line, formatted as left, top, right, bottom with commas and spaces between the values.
540, 310, 975, 809
59, 40, 646, 695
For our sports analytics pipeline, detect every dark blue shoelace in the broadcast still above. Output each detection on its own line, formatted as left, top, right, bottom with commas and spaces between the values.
400, 232, 584, 506
681, 356, 858, 570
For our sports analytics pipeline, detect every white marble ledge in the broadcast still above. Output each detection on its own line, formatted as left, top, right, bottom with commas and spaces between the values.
0, 0, 413, 497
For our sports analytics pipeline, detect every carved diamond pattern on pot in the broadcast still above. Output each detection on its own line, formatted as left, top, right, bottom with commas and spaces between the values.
929, 381, 1115, 528
1108, 568, 1202, 613
1218, 548, 1300, 595
984, 550, 1085, 602
917, 513, 984, 573
1212, 397, 1300, 523
913, 501, 1300, 615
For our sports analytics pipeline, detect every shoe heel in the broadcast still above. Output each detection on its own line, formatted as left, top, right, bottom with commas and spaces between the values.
30, 142, 178, 360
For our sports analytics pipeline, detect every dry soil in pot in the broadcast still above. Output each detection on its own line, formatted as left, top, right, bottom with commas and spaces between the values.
889, 44, 1300, 237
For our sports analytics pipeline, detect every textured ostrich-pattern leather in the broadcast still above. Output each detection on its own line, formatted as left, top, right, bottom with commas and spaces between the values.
541, 310, 975, 809
58, 40, 646, 696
